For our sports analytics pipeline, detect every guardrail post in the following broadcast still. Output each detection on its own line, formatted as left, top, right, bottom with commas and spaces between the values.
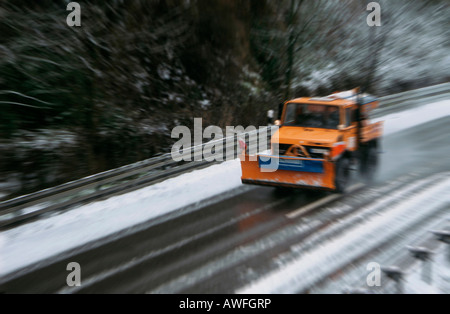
432, 230, 450, 263
432, 230, 450, 293
408, 246, 434, 285
382, 266, 404, 294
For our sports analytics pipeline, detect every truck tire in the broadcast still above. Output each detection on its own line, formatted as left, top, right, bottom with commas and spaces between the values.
335, 157, 351, 193
360, 146, 379, 183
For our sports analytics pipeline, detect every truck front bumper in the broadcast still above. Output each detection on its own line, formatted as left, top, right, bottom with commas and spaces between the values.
240, 154, 337, 191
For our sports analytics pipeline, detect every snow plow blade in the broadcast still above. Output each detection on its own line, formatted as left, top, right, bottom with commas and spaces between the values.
240, 154, 337, 191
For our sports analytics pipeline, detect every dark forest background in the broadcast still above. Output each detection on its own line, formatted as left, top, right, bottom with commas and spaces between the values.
0, 0, 449, 199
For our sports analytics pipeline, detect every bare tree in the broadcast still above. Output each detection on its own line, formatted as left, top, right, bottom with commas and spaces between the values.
251, 0, 357, 99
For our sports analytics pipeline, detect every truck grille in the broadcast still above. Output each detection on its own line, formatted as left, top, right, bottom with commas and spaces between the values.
272, 144, 329, 159
272, 144, 292, 156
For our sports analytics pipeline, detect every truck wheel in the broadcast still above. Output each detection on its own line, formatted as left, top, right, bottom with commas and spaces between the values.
335, 157, 351, 193
360, 146, 379, 183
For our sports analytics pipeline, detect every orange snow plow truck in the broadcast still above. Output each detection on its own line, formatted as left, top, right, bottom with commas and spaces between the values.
240, 89, 383, 193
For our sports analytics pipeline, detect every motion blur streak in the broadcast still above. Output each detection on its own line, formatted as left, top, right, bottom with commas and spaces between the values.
0, 0, 449, 294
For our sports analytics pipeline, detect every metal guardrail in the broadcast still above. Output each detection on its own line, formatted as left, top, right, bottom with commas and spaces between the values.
1, 83, 449, 228
375, 82, 450, 117
0, 127, 275, 227
349, 220, 450, 294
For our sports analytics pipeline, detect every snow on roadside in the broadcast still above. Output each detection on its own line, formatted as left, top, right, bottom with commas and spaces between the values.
0, 160, 242, 277
405, 270, 442, 294
0, 99, 449, 278
0, 235, 4, 274
375, 99, 450, 136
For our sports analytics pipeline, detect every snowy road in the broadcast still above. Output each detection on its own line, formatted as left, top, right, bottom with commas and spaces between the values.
0, 98, 449, 293
238, 173, 450, 294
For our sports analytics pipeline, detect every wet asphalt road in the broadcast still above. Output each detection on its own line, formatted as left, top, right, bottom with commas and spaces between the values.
1, 114, 449, 294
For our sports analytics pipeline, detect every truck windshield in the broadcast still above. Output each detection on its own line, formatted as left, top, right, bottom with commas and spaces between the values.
283, 103, 340, 129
